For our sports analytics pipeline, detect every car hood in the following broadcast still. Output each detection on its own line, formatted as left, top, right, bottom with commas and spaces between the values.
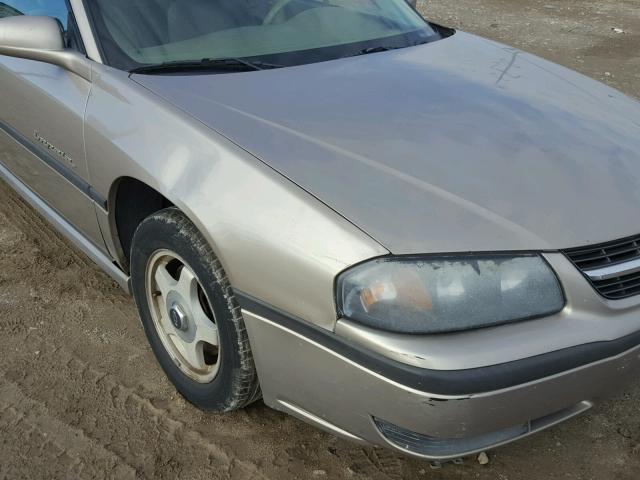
133, 32, 640, 254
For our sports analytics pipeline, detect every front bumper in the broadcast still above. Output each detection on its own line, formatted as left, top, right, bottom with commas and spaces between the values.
241, 304, 640, 460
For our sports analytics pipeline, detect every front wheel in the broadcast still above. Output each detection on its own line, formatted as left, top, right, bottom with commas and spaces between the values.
130, 207, 260, 411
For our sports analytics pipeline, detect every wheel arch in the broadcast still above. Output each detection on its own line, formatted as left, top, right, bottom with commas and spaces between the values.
108, 176, 173, 271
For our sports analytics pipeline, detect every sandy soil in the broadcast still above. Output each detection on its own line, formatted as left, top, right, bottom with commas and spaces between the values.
1, 1, 640, 479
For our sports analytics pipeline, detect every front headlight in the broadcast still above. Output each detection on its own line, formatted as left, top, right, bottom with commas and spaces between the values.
337, 255, 565, 334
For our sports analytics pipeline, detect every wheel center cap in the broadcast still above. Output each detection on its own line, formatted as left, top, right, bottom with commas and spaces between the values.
169, 303, 189, 331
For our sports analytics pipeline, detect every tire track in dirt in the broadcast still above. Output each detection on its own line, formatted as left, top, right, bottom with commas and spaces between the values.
0, 375, 137, 480
1, 342, 268, 480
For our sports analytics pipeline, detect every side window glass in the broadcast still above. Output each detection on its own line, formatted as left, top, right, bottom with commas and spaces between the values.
0, 1, 84, 52
0, 3, 25, 18
0, 1, 68, 25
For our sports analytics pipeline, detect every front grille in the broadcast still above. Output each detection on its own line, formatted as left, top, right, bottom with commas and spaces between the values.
564, 234, 640, 300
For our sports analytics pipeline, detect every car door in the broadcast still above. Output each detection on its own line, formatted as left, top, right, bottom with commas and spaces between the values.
0, 0, 104, 247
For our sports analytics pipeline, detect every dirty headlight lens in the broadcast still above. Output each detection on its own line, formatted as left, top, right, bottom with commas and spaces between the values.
337, 255, 564, 334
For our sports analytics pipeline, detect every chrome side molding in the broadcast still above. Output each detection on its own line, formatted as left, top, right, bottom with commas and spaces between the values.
583, 258, 640, 281
0, 161, 130, 292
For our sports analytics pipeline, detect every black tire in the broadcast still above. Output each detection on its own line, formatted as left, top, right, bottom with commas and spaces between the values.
130, 207, 261, 411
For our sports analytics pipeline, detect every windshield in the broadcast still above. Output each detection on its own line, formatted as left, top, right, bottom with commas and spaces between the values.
86, 0, 441, 71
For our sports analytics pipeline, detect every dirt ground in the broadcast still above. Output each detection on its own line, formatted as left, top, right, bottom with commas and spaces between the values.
1, 1, 640, 479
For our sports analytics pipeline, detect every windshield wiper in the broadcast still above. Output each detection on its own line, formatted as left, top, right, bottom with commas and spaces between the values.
343, 39, 437, 60
130, 57, 283, 75
359, 46, 394, 55
341, 45, 401, 60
